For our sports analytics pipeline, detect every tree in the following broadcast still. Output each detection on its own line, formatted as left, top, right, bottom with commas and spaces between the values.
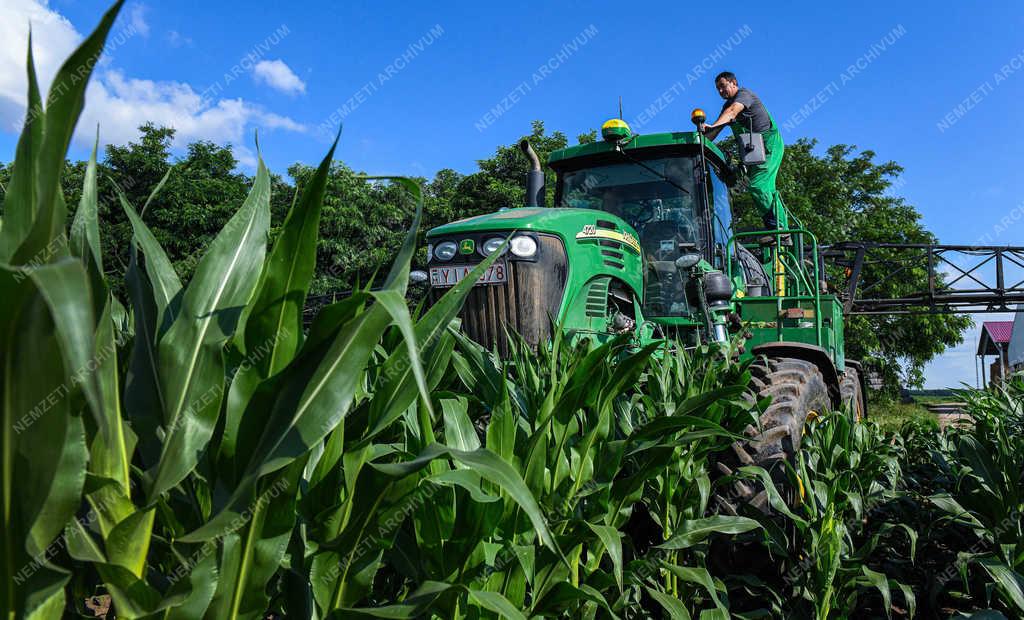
450, 120, 569, 217
288, 160, 421, 294
725, 137, 971, 394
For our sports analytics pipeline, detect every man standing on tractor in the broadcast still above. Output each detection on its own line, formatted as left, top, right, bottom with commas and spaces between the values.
700, 71, 788, 233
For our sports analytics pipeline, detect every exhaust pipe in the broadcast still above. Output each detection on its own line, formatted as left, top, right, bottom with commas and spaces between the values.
519, 139, 545, 207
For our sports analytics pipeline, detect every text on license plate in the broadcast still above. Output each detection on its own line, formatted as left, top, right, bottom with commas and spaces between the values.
429, 261, 507, 287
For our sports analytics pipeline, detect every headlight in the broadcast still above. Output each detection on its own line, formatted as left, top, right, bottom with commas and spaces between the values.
480, 237, 505, 256
510, 236, 537, 258
433, 241, 457, 262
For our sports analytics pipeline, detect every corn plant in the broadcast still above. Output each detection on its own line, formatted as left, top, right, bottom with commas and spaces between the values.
928, 375, 1024, 615
728, 414, 917, 619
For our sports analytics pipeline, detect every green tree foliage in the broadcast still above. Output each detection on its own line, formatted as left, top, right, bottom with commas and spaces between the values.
725, 137, 971, 394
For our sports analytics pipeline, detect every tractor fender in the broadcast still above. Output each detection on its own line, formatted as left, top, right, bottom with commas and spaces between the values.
751, 342, 841, 408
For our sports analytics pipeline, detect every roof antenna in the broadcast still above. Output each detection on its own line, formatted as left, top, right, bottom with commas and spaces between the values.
618, 96, 623, 120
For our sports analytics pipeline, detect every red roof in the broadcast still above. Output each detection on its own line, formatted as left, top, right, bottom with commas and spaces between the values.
978, 321, 1014, 355
983, 321, 1014, 343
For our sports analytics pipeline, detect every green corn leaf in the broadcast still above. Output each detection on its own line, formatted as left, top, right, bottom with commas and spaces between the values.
531, 581, 616, 617
860, 566, 892, 619
468, 589, 528, 620
205, 460, 303, 620
96, 561, 189, 619
661, 563, 727, 611
895, 581, 917, 620
148, 155, 271, 501
86, 297, 134, 534
1, 266, 90, 617
123, 244, 168, 467
979, 557, 1024, 612
105, 509, 156, 578
442, 397, 480, 451
586, 523, 624, 592
69, 129, 106, 307
118, 176, 181, 325
25, 259, 103, 433
426, 469, 500, 503
929, 494, 985, 529
363, 205, 507, 442
656, 516, 761, 550
64, 518, 107, 564
328, 580, 455, 618
368, 444, 557, 552
163, 551, 218, 620
736, 466, 804, 524
0, 32, 44, 262
644, 587, 692, 620
237, 134, 338, 372
13, 1, 125, 266
218, 138, 337, 484
181, 185, 422, 543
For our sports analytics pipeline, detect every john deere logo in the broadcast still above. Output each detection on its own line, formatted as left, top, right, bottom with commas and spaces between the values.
459, 239, 475, 254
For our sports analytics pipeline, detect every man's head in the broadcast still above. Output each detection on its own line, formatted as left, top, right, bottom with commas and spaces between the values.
714, 71, 739, 100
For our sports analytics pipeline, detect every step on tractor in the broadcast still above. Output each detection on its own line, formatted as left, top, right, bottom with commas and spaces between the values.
420, 110, 1024, 512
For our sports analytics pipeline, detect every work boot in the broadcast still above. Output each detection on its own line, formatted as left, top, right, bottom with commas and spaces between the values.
758, 214, 791, 246
757, 233, 792, 247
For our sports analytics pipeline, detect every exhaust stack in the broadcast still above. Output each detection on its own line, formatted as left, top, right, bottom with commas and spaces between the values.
519, 139, 545, 207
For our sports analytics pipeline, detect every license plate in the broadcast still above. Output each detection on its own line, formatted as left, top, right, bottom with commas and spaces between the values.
429, 261, 507, 288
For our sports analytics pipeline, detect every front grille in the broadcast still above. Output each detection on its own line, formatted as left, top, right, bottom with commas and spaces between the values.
427, 234, 567, 355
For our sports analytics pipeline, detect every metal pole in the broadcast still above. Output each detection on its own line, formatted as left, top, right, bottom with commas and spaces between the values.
1000, 342, 1008, 383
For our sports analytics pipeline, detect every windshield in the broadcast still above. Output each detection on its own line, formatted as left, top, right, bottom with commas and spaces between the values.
558, 157, 702, 247
556, 156, 707, 317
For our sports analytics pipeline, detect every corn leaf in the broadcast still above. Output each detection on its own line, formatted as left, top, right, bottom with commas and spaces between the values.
148, 155, 270, 500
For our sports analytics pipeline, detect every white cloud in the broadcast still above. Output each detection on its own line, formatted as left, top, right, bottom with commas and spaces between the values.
252, 59, 306, 95
128, 3, 149, 38
166, 29, 193, 48
0, 0, 306, 163
80, 70, 306, 147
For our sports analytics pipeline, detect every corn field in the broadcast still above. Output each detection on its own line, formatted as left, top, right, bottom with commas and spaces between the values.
2, 3, 1023, 619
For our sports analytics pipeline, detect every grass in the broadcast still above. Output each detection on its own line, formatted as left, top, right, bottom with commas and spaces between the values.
868, 398, 941, 434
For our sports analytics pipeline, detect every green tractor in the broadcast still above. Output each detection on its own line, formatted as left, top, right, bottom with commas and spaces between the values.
424, 112, 865, 511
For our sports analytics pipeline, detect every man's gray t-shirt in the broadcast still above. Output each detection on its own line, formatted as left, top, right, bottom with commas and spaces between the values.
723, 87, 772, 132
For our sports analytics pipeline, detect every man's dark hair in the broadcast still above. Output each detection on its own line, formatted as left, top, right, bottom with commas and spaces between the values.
714, 71, 737, 84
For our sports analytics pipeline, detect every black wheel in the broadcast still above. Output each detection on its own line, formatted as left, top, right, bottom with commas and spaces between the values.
713, 356, 830, 514
840, 366, 865, 422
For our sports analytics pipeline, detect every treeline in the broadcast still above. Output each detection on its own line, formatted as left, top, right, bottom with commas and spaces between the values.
0, 120, 968, 393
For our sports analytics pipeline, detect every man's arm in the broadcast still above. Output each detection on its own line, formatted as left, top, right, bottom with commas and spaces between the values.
702, 101, 745, 140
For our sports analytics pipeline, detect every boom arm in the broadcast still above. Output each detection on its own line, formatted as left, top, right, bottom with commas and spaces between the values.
824, 242, 1024, 315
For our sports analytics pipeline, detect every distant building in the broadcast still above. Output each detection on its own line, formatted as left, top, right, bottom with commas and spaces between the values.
1010, 309, 1023, 373
977, 320, 1014, 386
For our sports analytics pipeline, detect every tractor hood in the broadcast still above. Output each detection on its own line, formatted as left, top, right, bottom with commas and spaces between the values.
427, 207, 639, 252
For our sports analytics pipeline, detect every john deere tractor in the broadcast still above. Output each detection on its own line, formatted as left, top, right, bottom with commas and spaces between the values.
424, 112, 865, 512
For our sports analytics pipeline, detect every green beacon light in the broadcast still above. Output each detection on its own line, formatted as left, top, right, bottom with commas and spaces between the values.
601, 118, 632, 142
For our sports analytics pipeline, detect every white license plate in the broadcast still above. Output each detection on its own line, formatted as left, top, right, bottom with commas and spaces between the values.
429, 261, 507, 288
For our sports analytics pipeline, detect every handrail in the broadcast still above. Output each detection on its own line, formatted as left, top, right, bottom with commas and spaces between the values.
727, 228, 824, 347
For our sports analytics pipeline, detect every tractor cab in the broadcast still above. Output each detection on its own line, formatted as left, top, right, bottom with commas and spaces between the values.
549, 119, 739, 322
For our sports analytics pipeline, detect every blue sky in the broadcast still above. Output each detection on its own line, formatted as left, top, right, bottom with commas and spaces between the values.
3, 0, 1023, 388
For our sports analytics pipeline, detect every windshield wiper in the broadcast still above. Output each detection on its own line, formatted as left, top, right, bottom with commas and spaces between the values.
613, 146, 690, 195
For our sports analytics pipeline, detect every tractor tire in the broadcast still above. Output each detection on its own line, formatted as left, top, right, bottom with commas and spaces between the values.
713, 356, 830, 515
840, 366, 865, 421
